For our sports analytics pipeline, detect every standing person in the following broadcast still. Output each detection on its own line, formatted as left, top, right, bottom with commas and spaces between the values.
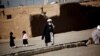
42, 19, 55, 46
9, 32, 16, 48
22, 31, 28, 47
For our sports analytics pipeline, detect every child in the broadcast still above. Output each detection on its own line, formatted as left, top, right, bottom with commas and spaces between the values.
9, 32, 16, 48
22, 31, 28, 47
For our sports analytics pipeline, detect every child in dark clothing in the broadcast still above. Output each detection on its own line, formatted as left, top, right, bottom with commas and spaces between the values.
9, 32, 16, 48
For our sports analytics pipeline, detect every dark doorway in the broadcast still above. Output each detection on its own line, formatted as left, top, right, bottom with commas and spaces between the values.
30, 14, 46, 37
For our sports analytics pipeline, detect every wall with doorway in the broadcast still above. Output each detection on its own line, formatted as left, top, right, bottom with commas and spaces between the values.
0, 2, 100, 39
28, 2, 100, 37
0, 4, 60, 39
51, 3, 100, 34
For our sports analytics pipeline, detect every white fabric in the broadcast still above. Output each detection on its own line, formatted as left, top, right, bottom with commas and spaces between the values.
97, 25, 100, 29
48, 23, 55, 29
52, 23, 55, 29
22, 34, 28, 39
48, 23, 52, 25
50, 32, 54, 44
92, 29, 100, 44
47, 19, 52, 22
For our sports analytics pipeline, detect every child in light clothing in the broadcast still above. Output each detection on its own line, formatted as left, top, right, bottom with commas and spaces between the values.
22, 31, 28, 47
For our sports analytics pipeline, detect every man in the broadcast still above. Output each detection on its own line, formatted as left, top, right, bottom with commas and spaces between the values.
42, 19, 55, 46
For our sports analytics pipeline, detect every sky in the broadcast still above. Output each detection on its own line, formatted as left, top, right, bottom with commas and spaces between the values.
0, 0, 83, 8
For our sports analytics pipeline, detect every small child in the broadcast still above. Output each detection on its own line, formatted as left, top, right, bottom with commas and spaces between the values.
9, 32, 16, 48
22, 31, 28, 47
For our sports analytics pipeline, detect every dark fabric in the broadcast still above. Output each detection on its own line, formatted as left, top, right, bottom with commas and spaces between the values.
23, 39, 28, 44
10, 36, 15, 47
42, 23, 54, 43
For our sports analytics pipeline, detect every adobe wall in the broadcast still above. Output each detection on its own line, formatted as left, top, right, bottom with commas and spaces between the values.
0, 4, 60, 39
0, 2, 100, 39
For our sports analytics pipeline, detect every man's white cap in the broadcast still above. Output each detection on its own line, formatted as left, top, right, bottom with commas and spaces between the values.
47, 19, 52, 22
97, 25, 100, 29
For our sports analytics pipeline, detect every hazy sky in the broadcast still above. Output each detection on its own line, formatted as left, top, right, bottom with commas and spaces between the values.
1, 0, 59, 7
0, 0, 83, 7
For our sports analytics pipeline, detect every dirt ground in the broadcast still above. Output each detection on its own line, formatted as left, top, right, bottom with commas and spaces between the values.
33, 45, 100, 56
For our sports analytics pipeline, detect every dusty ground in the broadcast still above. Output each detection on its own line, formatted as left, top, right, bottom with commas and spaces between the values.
0, 28, 99, 56
33, 45, 100, 56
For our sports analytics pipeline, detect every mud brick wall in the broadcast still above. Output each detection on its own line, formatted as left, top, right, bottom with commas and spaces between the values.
0, 4, 60, 39
0, 15, 31, 39
30, 4, 60, 37
0, 3, 100, 39
51, 3, 100, 34
43, 4, 60, 17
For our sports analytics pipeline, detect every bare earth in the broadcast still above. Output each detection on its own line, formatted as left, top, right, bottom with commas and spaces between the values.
33, 45, 100, 56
